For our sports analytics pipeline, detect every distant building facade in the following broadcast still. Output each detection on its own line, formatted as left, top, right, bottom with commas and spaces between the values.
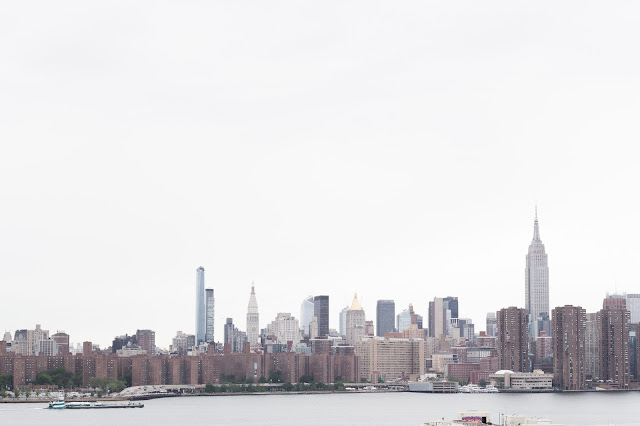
376, 300, 395, 337
313, 295, 330, 337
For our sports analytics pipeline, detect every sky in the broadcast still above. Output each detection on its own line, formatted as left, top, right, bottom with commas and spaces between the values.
1, 1, 640, 349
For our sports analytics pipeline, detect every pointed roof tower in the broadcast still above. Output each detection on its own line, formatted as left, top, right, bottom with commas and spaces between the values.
532, 205, 542, 243
349, 293, 362, 311
248, 281, 259, 314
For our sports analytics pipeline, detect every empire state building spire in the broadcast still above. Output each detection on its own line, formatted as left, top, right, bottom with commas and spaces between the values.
532, 205, 541, 243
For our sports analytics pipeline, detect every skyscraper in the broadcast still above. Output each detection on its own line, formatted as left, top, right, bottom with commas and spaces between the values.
300, 296, 315, 337
626, 294, 640, 324
246, 282, 260, 346
486, 312, 497, 337
496, 307, 529, 372
195, 266, 205, 344
428, 297, 451, 339
525, 209, 550, 339
346, 293, 366, 346
313, 295, 329, 337
339, 305, 349, 336
376, 300, 395, 337
598, 304, 630, 388
552, 305, 586, 390
205, 288, 215, 343
585, 312, 601, 380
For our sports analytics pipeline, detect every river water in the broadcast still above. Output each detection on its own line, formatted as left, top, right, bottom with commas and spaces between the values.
1, 392, 639, 425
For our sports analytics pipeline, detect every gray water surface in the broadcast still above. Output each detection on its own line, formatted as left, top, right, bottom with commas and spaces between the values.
1, 392, 638, 425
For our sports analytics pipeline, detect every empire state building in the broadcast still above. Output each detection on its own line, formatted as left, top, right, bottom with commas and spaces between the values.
525, 209, 549, 338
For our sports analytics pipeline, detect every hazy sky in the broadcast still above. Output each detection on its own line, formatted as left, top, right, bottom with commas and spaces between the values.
2, 1, 640, 349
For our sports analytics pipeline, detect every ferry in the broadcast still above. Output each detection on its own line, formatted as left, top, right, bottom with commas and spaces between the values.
48, 395, 144, 409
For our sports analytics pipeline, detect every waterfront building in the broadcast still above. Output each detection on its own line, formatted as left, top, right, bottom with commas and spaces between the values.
136, 329, 156, 355
339, 305, 349, 336
626, 294, 640, 324
266, 313, 301, 345
195, 266, 205, 344
496, 307, 529, 373
346, 293, 366, 346
585, 312, 601, 380
205, 288, 215, 343
313, 295, 330, 337
598, 305, 630, 388
376, 300, 395, 337
300, 296, 315, 336
552, 305, 586, 390
525, 209, 550, 340
355, 338, 425, 382
246, 283, 260, 346
490, 369, 553, 390
486, 312, 497, 337
630, 325, 638, 380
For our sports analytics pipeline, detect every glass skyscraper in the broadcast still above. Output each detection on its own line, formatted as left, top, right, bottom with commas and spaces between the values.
196, 266, 205, 344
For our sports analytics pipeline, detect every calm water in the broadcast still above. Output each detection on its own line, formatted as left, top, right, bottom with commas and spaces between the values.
1, 392, 639, 425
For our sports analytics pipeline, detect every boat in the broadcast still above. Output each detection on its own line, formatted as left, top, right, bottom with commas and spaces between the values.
48, 394, 144, 409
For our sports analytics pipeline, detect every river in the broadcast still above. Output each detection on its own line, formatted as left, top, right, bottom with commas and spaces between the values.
1, 391, 639, 425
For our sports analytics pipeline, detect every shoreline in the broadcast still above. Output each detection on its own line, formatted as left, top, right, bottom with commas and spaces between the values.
3, 387, 640, 403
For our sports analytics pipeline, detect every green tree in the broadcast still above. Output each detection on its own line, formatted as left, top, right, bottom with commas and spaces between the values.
269, 370, 283, 383
283, 382, 293, 391
25, 389, 31, 398
0, 375, 13, 390
258, 376, 267, 383
299, 375, 314, 383
204, 384, 216, 393
478, 379, 487, 388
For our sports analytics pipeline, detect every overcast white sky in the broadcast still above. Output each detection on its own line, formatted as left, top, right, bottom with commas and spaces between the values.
2, 1, 640, 349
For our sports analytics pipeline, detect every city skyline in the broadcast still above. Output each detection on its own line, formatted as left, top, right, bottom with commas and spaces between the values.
3, 2, 640, 350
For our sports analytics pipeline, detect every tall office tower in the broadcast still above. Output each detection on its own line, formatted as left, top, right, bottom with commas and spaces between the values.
136, 329, 156, 355
525, 209, 549, 340
205, 289, 215, 343
626, 294, 640, 324
585, 313, 601, 380
300, 296, 315, 336
443, 297, 459, 319
376, 300, 395, 337
603, 293, 626, 310
486, 312, 497, 337
552, 305, 586, 390
598, 305, 630, 388
496, 307, 529, 372
313, 295, 330, 337
397, 307, 411, 333
196, 266, 206, 344
346, 293, 366, 346
428, 298, 451, 339
339, 306, 349, 336
246, 283, 260, 346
